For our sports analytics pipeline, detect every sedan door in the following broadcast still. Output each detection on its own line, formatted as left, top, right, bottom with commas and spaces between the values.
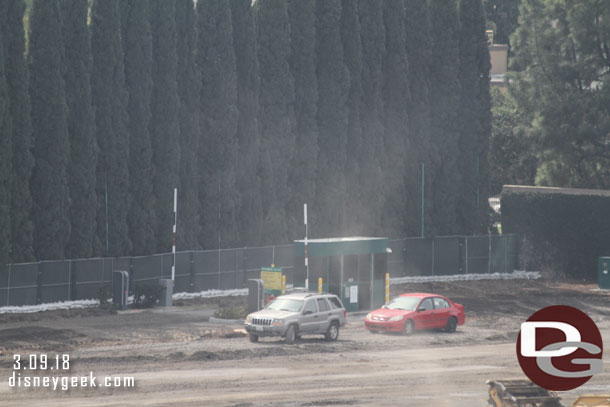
432, 297, 452, 329
413, 297, 435, 329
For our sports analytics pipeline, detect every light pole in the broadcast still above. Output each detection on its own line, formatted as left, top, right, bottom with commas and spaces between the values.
172, 187, 177, 281
304, 203, 309, 290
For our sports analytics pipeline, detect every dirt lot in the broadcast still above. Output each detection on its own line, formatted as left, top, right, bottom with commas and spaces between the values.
0, 278, 609, 407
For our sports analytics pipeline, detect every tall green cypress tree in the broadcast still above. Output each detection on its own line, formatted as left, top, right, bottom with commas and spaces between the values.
457, 0, 491, 234
4, 0, 34, 262
254, 0, 296, 244
197, 0, 239, 249
287, 0, 318, 238
61, 0, 98, 259
315, 0, 349, 237
123, 0, 155, 255
0, 10, 11, 266
381, 0, 412, 237
341, 0, 365, 235
29, 0, 71, 260
91, 0, 131, 257
230, 0, 263, 247
176, 0, 201, 251
150, 0, 180, 253
404, 0, 434, 237
428, 0, 462, 235
358, 0, 386, 236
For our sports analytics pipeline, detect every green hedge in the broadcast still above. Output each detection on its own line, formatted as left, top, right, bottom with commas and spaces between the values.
501, 185, 610, 280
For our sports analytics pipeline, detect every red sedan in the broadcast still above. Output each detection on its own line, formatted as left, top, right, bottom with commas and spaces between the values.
364, 293, 465, 335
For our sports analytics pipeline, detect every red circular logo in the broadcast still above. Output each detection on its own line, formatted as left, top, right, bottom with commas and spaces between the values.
516, 305, 603, 391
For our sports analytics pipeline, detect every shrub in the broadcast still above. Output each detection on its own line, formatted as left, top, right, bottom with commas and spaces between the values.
132, 283, 162, 308
213, 305, 248, 320
96, 283, 115, 310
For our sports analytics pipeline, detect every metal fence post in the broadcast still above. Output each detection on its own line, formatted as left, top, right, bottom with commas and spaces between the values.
217, 248, 221, 290
36, 262, 43, 304
431, 239, 435, 275
488, 234, 492, 274
241, 247, 248, 286
189, 251, 195, 292
370, 253, 375, 307
160, 254, 164, 278
68, 260, 72, 301
235, 249, 239, 289
465, 236, 469, 274
7, 264, 11, 306
272, 245, 275, 266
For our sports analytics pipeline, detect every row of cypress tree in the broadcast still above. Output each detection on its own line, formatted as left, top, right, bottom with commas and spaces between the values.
0, 0, 491, 264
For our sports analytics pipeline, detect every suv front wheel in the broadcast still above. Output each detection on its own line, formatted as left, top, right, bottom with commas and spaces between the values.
324, 321, 339, 341
284, 325, 297, 344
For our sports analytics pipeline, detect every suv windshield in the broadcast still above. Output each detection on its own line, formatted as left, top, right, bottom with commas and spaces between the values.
384, 296, 421, 311
266, 298, 303, 312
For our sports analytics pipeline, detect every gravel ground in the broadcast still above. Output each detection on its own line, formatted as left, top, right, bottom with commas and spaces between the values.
0, 278, 609, 406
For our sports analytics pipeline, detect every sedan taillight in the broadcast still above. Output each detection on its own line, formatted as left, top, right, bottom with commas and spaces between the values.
344, 309, 347, 318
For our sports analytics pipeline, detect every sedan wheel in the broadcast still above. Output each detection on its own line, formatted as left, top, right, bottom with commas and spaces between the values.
445, 317, 457, 333
284, 325, 297, 344
325, 322, 339, 341
403, 320, 414, 336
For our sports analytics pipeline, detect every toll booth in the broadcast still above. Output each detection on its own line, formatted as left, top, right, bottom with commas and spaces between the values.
293, 237, 390, 311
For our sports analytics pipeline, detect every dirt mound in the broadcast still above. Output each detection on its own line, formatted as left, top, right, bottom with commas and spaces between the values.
0, 326, 87, 352
0, 307, 115, 324
391, 278, 609, 318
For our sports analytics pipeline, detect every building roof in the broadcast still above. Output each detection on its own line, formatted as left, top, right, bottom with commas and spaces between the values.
294, 236, 389, 258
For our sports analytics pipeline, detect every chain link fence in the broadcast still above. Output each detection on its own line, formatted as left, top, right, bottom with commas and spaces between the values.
0, 234, 517, 307
388, 234, 518, 277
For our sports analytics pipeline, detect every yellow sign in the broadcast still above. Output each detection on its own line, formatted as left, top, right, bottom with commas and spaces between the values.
261, 267, 282, 291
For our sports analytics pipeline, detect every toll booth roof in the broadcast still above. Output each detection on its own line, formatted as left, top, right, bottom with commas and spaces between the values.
294, 237, 389, 258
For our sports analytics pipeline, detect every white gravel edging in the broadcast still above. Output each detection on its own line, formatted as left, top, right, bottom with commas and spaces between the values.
0, 299, 99, 314
390, 270, 540, 285
172, 288, 249, 300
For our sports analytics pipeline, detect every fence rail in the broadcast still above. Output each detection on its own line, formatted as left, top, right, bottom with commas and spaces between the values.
0, 234, 517, 307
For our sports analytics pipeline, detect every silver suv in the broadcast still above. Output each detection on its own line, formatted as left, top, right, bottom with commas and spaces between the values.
244, 292, 347, 344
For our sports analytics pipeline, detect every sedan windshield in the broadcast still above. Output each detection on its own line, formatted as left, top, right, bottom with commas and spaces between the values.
266, 298, 303, 312
384, 296, 422, 311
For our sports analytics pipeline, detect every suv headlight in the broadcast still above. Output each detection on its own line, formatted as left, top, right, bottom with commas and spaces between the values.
245, 315, 252, 324
272, 319, 284, 326
389, 315, 404, 322
366, 313, 373, 321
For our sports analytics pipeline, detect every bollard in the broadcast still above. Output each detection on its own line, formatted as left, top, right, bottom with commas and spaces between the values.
248, 279, 264, 313
282, 275, 286, 294
318, 277, 323, 294
385, 273, 390, 304
112, 271, 129, 310
158, 279, 174, 307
